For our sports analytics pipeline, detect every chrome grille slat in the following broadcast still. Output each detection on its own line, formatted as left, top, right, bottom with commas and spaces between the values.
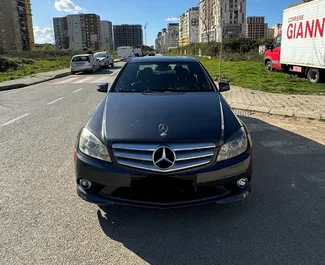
112, 142, 217, 173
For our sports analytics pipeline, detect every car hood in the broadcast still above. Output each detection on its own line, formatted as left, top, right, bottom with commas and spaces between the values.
96, 57, 106, 61
86, 92, 241, 145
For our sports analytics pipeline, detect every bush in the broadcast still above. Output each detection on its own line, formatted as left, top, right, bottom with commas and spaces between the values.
0, 57, 19, 72
169, 38, 271, 61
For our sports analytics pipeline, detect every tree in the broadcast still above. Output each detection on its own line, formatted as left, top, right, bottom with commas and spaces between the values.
199, 0, 215, 43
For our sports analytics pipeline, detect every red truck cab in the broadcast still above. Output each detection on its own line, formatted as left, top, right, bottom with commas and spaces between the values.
264, 33, 283, 72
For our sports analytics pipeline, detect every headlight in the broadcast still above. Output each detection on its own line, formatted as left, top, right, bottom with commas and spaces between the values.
217, 127, 248, 162
79, 128, 111, 162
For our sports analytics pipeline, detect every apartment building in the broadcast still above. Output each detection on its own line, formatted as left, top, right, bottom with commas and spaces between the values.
113, 24, 143, 48
0, 0, 35, 51
54, 13, 101, 50
272, 23, 282, 38
166, 23, 179, 49
267, 28, 275, 39
155, 31, 162, 51
245, 16, 268, 40
199, 0, 246, 43
100, 21, 114, 50
53, 17, 69, 49
179, 7, 199, 47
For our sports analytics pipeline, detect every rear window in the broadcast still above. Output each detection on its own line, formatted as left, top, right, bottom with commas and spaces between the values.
72, 56, 90, 62
111, 61, 215, 93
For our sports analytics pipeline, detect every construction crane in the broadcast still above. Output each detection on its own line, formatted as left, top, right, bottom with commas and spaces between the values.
144, 22, 148, 45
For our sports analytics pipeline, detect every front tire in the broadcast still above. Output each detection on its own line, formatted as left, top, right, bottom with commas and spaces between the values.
110, 62, 114, 68
307, 68, 321, 84
265, 60, 273, 72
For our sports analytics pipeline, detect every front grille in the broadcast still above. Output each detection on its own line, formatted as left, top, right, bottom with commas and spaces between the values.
112, 142, 217, 173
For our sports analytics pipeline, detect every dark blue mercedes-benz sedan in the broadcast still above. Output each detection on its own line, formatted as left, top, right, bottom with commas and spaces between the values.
74, 56, 253, 209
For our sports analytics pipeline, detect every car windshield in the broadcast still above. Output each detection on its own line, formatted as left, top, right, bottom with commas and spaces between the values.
72, 56, 89, 62
111, 61, 215, 92
94, 52, 106, 58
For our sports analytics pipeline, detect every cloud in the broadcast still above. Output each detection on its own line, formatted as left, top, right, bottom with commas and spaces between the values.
33, 26, 54, 44
166, 17, 179, 22
54, 0, 84, 13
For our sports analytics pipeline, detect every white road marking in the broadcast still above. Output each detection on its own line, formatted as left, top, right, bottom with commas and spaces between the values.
48, 97, 64, 105
1, 113, 30, 127
73, 88, 83, 93
94, 76, 109, 83
304, 173, 325, 189
72, 77, 95, 84
108, 70, 120, 75
4, 90, 20, 95
56, 77, 78, 84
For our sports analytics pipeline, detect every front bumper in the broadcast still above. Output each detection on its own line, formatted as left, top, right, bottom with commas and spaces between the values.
75, 149, 252, 209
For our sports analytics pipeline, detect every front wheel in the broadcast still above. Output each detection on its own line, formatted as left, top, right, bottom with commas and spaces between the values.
265, 60, 273, 72
307, 68, 321, 84
110, 62, 114, 68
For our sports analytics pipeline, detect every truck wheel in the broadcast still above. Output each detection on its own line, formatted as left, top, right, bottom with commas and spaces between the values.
307, 68, 320, 84
265, 60, 273, 72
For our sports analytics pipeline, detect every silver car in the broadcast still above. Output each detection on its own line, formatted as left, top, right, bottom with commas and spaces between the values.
94, 51, 114, 69
71, 54, 101, 75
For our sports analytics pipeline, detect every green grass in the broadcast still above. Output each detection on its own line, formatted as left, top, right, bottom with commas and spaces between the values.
164, 52, 325, 94
0, 56, 71, 82
201, 58, 325, 94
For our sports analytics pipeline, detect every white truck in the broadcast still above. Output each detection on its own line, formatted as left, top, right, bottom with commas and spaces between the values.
264, 0, 325, 83
117, 46, 134, 60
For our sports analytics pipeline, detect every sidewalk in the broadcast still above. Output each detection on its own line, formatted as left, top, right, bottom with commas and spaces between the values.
0, 59, 122, 91
0, 68, 70, 91
222, 86, 325, 120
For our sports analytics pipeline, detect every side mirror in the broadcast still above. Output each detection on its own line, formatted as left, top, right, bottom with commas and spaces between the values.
218, 82, 230, 92
97, 83, 109, 93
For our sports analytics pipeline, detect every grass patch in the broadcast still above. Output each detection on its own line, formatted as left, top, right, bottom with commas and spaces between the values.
199, 57, 325, 94
0, 56, 71, 82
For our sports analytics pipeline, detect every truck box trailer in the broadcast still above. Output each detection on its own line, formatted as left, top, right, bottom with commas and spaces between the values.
117, 46, 134, 60
264, 0, 325, 83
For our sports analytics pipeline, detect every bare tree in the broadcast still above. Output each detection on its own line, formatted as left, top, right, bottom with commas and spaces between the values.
199, 0, 214, 43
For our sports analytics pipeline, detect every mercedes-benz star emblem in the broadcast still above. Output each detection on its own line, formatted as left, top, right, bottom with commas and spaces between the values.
158, 123, 168, 137
153, 146, 176, 169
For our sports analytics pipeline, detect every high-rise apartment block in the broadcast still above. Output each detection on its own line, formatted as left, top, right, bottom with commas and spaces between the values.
0, 0, 35, 51
54, 14, 101, 50
100, 21, 114, 50
179, 7, 199, 47
245, 16, 268, 40
166, 23, 179, 49
113, 24, 143, 48
199, 0, 246, 43
53, 17, 69, 49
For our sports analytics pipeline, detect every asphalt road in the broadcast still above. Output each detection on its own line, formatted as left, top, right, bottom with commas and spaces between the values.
1, 62, 325, 265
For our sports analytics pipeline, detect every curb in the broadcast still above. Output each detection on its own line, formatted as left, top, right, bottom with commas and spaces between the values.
230, 104, 323, 121
0, 71, 71, 92
0, 59, 122, 92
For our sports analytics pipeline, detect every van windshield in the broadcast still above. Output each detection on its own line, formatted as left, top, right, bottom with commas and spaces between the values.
94, 52, 106, 58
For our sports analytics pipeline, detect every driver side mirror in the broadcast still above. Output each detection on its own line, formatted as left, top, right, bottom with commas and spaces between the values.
218, 82, 230, 92
97, 82, 110, 93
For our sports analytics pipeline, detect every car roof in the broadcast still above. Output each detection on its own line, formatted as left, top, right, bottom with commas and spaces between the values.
128, 56, 197, 63
73, 54, 92, 57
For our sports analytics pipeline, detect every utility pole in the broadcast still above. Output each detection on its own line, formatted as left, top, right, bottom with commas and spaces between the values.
144, 22, 148, 46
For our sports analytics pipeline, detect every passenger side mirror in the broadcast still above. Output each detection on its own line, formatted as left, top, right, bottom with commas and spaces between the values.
218, 82, 230, 92
97, 83, 110, 93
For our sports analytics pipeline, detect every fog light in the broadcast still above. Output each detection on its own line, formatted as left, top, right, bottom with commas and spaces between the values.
79, 179, 91, 190
237, 178, 249, 188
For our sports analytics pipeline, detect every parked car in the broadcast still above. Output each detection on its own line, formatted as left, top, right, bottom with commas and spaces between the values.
71, 54, 101, 74
74, 56, 253, 209
94, 51, 114, 69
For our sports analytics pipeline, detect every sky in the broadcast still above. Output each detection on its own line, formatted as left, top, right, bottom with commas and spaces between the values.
32, 0, 303, 46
